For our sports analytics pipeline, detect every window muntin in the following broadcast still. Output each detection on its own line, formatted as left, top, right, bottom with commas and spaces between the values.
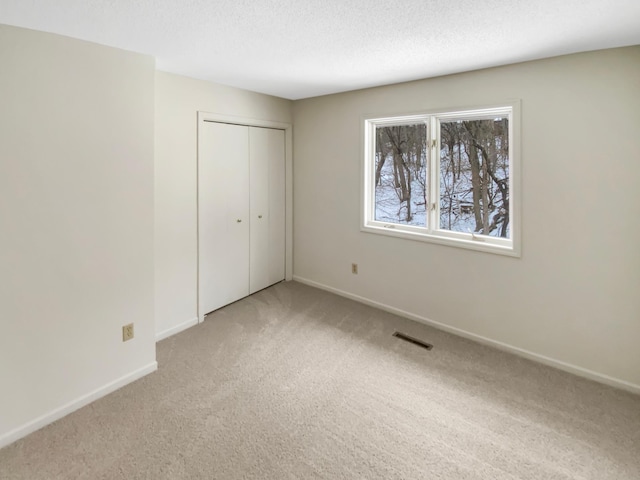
363, 104, 519, 256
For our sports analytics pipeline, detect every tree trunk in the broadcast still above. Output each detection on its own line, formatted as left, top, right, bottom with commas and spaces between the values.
468, 143, 483, 232
375, 153, 386, 186
375, 129, 387, 186
393, 151, 411, 219
481, 151, 489, 234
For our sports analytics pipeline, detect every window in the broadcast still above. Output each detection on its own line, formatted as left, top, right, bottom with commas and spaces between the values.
362, 103, 520, 256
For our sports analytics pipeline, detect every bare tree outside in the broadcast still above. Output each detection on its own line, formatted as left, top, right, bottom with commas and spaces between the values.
373, 117, 509, 238
439, 118, 509, 237
374, 123, 427, 225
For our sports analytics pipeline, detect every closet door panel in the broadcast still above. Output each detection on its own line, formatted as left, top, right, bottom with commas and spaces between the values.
249, 127, 285, 294
199, 122, 250, 314
267, 129, 286, 286
249, 127, 269, 294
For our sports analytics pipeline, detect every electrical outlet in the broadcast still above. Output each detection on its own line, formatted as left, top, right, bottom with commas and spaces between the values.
122, 323, 134, 342
352, 263, 358, 274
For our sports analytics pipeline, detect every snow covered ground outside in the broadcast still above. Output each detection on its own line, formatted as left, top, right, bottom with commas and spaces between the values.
374, 149, 509, 238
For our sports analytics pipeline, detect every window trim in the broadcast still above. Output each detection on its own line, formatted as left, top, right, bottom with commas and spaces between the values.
361, 101, 521, 257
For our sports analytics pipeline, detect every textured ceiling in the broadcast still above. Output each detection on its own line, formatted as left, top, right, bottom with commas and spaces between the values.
1, 0, 639, 99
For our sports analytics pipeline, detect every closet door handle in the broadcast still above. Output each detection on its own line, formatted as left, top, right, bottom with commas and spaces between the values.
258, 215, 263, 219
236, 219, 242, 223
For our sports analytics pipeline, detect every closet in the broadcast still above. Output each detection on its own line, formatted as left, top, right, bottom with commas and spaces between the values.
198, 121, 285, 315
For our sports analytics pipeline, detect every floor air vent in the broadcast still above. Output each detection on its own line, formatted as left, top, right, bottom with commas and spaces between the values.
393, 331, 433, 350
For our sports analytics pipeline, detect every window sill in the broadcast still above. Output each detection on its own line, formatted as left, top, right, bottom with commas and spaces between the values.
361, 223, 520, 257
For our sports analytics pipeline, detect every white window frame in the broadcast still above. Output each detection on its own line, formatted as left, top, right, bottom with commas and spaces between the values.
361, 101, 521, 257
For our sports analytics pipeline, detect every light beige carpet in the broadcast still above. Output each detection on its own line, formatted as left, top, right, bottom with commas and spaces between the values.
1, 281, 639, 479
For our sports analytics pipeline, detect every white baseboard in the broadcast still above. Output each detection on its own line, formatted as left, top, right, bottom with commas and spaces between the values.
156, 317, 198, 342
0, 361, 157, 450
293, 275, 640, 395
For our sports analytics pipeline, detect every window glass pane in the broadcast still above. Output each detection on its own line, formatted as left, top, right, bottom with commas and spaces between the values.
439, 118, 510, 238
374, 123, 427, 226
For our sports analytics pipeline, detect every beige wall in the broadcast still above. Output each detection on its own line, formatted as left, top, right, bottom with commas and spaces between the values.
292, 47, 640, 390
0, 25, 156, 445
154, 72, 292, 339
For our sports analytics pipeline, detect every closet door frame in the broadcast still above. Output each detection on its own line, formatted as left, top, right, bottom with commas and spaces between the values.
196, 111, 293, 323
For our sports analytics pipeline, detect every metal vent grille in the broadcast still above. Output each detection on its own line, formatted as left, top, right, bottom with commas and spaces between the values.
393, 331, 433, 350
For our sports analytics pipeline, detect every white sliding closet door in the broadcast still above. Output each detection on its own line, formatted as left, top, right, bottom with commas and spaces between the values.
199, 121, 250, 314
249, 127, 285, 294
199, 120, 286, 317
